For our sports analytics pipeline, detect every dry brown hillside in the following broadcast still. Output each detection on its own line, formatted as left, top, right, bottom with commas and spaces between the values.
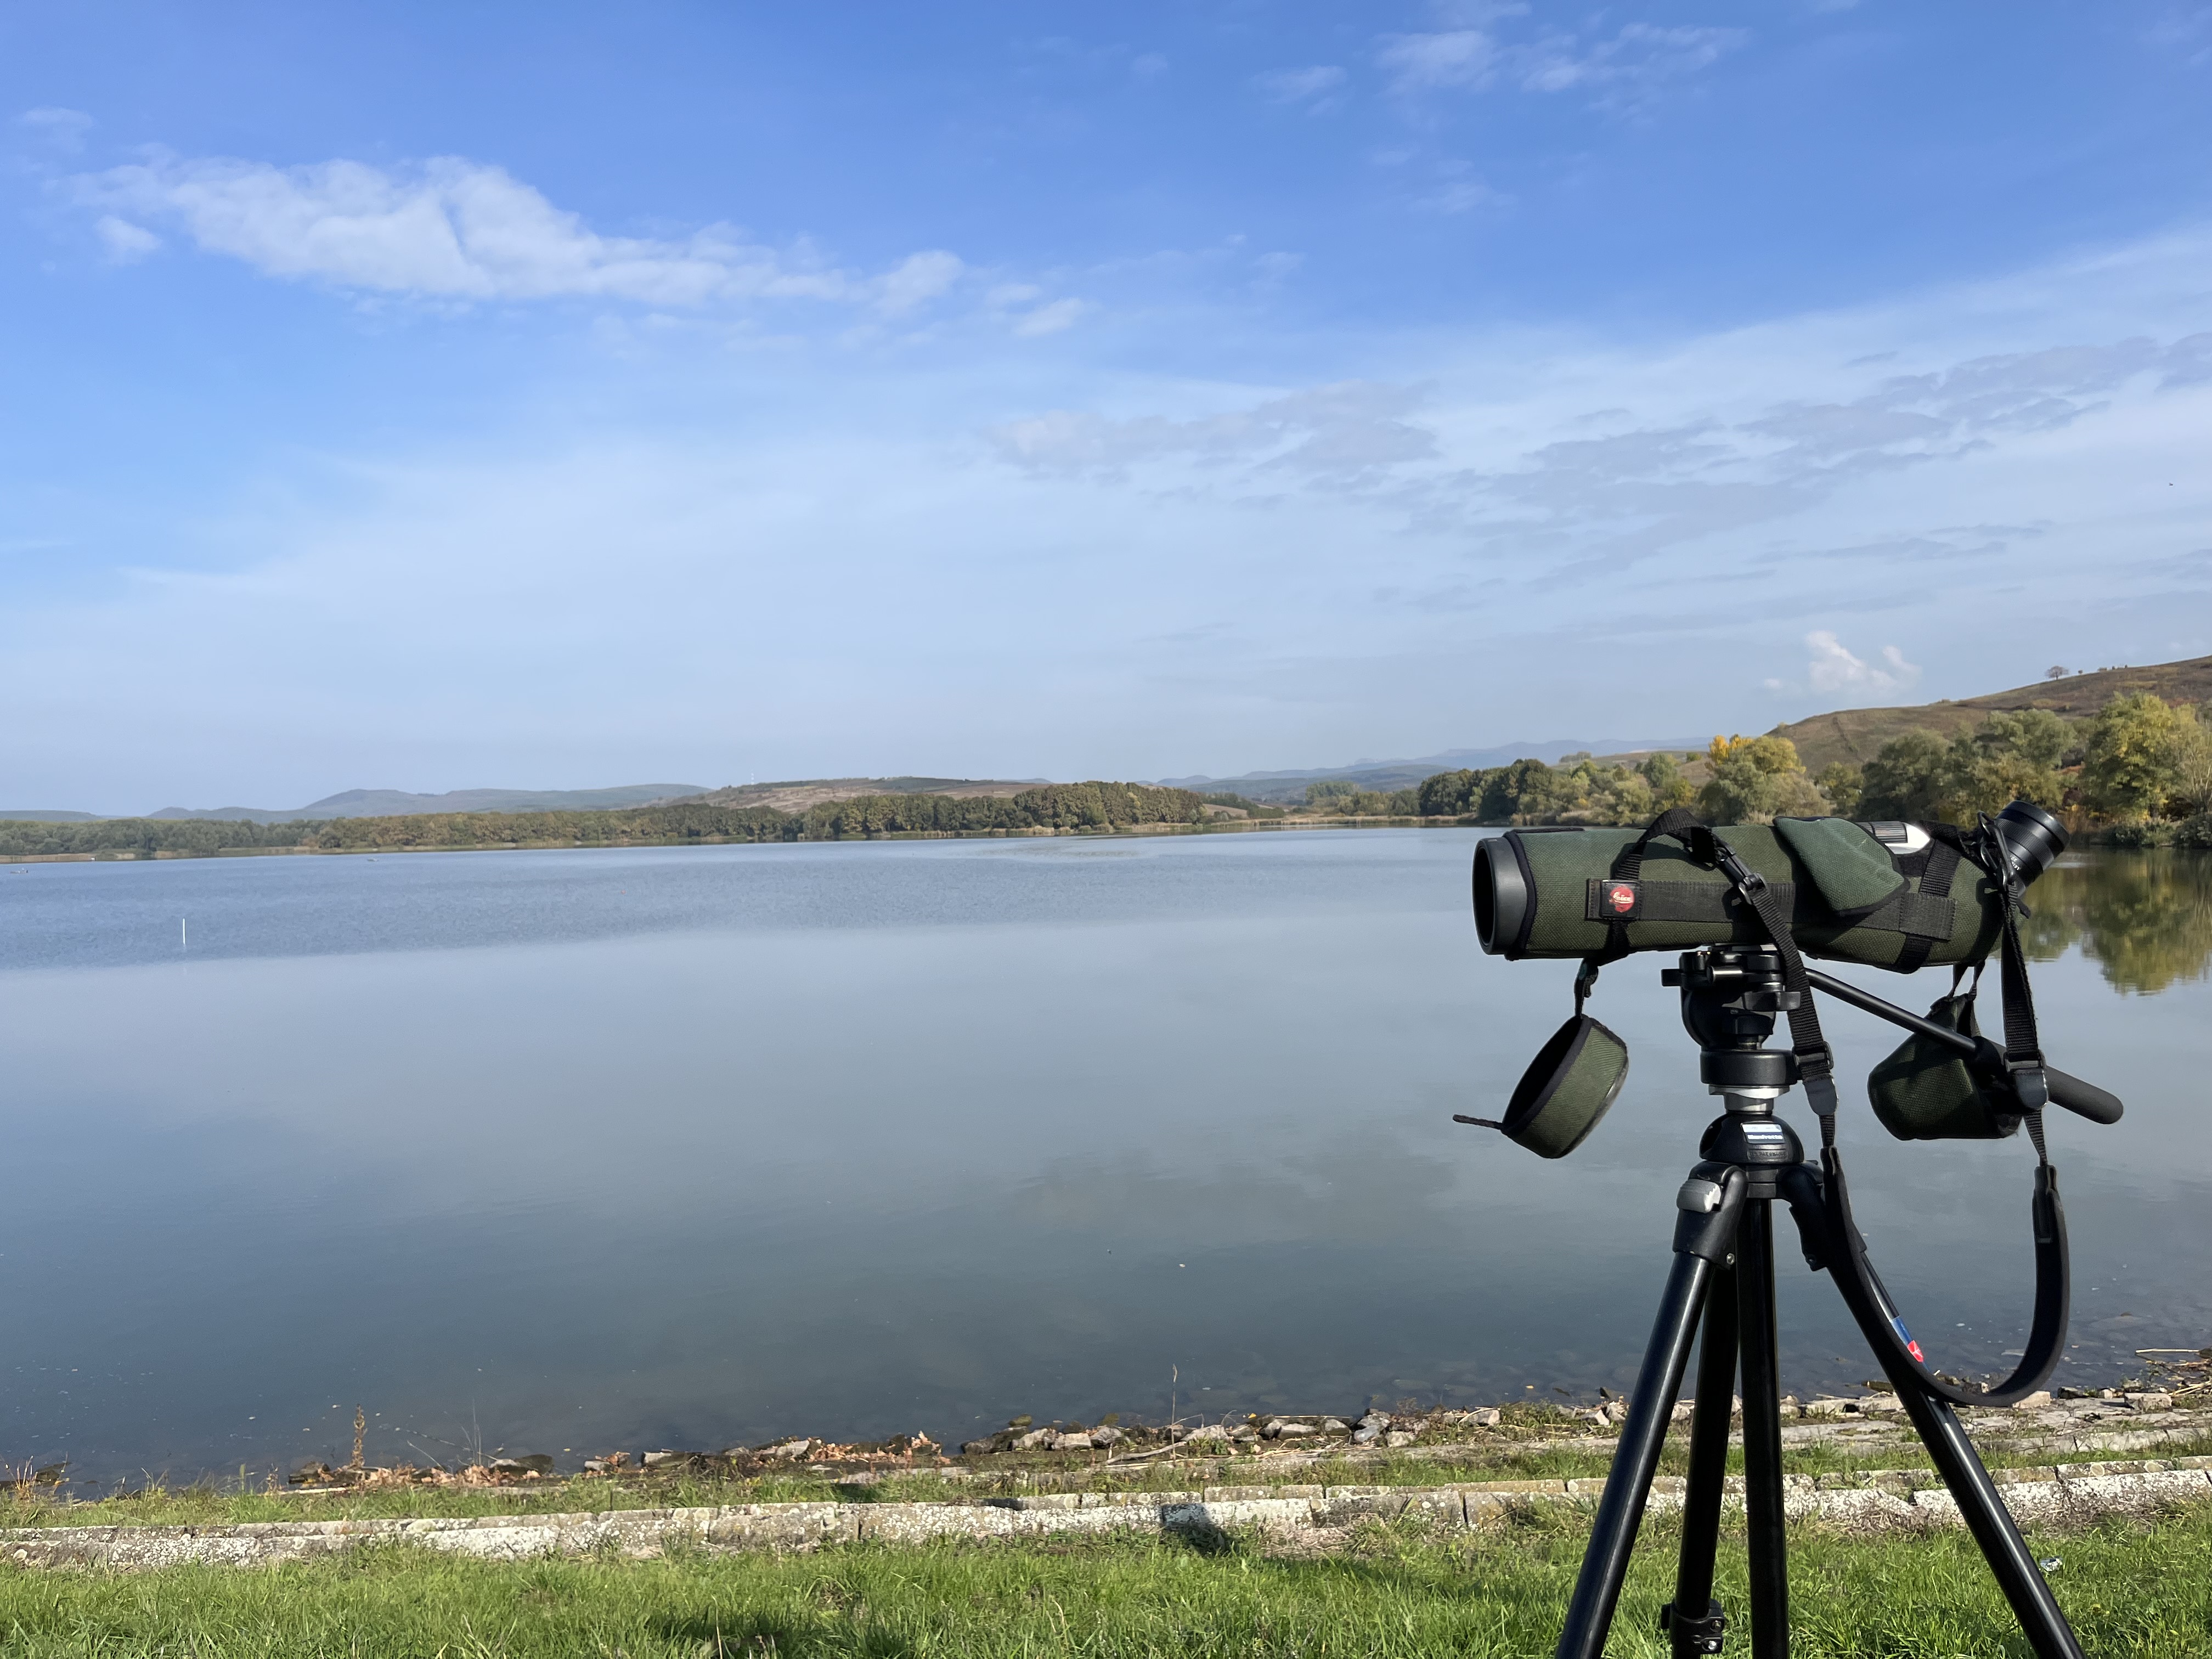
670, 777, 1047, 815
1770, 656, 2212, 771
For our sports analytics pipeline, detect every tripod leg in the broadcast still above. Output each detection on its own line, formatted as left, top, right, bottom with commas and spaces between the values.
1779, 1167, 2086, 1659
1854, 1323, 2086, 1658
1663, 1265, 1738, 1657
1556, 1169, 1745, 1659
1737, 1198, 1791, 1659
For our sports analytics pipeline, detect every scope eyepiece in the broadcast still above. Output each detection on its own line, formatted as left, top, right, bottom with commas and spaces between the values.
1991, 800, 2066, 885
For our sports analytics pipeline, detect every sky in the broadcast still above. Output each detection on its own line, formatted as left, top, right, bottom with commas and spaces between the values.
3, 2, 2209, 813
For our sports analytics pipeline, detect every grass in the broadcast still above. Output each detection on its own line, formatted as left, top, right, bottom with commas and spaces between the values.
13, 1430, 2207, 1533
0, 1504, 2204, 1656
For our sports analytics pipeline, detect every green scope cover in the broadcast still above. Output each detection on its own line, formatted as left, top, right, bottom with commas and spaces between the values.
1498, 1014, 1630, 1158
1491, 816, 2005, 971
1866, 992, 2021, 1141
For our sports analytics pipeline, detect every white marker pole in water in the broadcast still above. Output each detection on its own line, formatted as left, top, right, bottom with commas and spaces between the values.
181, 917, 187, 951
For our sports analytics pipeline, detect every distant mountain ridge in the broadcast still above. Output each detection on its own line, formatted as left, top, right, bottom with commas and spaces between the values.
140, 785, 708, 824
1158, 740, 1700, 803
679, 777, 1049, 815
19, 656, 2207, 826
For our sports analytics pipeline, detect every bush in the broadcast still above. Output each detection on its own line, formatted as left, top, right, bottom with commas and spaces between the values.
1696, 735, 1824, 824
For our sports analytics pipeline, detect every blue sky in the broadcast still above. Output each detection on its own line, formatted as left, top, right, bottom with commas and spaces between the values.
3, 3, 2209, 811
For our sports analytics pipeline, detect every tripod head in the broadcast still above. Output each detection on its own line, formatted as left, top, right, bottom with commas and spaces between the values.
1662, 946, 1798, 1110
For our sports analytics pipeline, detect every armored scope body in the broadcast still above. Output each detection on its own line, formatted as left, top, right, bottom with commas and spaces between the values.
1472, 802, 2064, 970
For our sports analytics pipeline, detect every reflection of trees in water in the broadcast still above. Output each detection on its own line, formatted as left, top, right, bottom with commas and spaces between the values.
2021, 853, 2212, 995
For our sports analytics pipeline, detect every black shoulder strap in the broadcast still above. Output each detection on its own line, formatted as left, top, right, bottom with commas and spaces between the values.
1703, 829, 1842, 1125
1725, 815, 2068, 1408
1816, 1149, 2067, 1407
1589, 808, 1713, 967
1893, 836, 1961, 975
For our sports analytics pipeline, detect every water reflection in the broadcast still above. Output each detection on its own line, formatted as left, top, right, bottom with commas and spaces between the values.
2022, 853, 2212, 995
0, 835, 2203, 1480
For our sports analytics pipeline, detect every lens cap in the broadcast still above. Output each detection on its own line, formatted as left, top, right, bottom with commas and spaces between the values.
1492, 1014, 1630, 1158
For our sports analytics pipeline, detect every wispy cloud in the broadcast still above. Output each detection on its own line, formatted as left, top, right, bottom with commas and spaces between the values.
1252, 65, 1348, 110
66, 151, 974, 317
988, 381, 1438, 483
94, 214, 160, 262
17, 106, 94, 151
8, 225, 2207, 798
1378, 29, 1503, 94
1516, 24, 1746, 100
1379, 14, 1745, 108
984, 300, 2212, 611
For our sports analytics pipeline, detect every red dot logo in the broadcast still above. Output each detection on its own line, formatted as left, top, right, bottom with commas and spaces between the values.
1607, 883, 1636, 913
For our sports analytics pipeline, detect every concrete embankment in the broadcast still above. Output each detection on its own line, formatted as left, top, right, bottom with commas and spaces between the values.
6, 1458, 2208, 1571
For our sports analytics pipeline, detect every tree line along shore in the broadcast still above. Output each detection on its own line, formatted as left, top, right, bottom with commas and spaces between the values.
5, 690, 2209, 862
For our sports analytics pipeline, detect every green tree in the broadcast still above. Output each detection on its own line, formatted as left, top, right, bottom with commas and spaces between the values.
1304, 779, 1361, 808
2079, 693, 2198, 822
1415, 769, 1485, 817
1587, 766, 1655, 825
1638, 751, 1696, 810
1478, 759, 1553, 823
1516, 759, 1593, 823
1696, 735, 1825, 824
1858, 730, 1951, 821
1937, 708, 2073, 821
2174, 704, 2212, 818
1857, 711, 2076, 825
1814, 763, 1864, 817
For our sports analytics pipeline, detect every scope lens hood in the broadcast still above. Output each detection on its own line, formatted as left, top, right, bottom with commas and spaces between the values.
1472, 836, 1529, 956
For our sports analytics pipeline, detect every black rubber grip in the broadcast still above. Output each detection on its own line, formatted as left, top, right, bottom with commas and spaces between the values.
2045, 1068, 2123, 1125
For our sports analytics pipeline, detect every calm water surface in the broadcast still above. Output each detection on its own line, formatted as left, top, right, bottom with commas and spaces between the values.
2, 832, 2205, 1480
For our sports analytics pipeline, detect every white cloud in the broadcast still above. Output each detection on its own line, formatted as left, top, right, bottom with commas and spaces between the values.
1516, 24, 1745, 99
66, 151, 965, 314
18, 106, 93, 151
874, 250, 965, 315
1801, 631, 1922, 696
7, 225, 2208, 802
1379, 15, 1744, 107
94, 215, 160, 262
981, 266, 2212, 611
1254, 65, 1348, 108
1415, 173, 1510, 215
989, 381, 1436, 480
1012, 297, 1090, 337
1378, 29, 1502, 93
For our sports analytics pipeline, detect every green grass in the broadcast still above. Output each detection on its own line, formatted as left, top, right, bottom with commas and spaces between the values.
0, 1505, 2204, 1656
15, 1431, 2206, 1533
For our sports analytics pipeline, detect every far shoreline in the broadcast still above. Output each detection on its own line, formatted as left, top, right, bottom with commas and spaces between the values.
0, 815, 1457, 865
2, 817, 2192, 867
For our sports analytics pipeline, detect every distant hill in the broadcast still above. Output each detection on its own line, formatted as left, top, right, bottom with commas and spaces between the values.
675, 777, 1050, 815
143, 785, 708, 824
0, 809, 103, 822
1160, 740, 1700, 804
1769, 657, 2212, 771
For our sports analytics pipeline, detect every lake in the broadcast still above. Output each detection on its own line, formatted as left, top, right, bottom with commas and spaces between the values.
1, 832, 2205, 1482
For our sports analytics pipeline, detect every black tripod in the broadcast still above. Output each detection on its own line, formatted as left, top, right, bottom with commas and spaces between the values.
1555, 945, 2084, 1659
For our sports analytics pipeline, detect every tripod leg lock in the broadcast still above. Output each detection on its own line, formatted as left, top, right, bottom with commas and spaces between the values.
1779, 1162, 1829, 1271
1672, 1163, 1746, 1263
1659, 1598, 1726, 1655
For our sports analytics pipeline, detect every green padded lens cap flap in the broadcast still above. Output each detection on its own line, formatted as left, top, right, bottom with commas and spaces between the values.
1502, 1014, 1629, 1159
1773, 816, 1906, 918
1866, 992, 2021, 1142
